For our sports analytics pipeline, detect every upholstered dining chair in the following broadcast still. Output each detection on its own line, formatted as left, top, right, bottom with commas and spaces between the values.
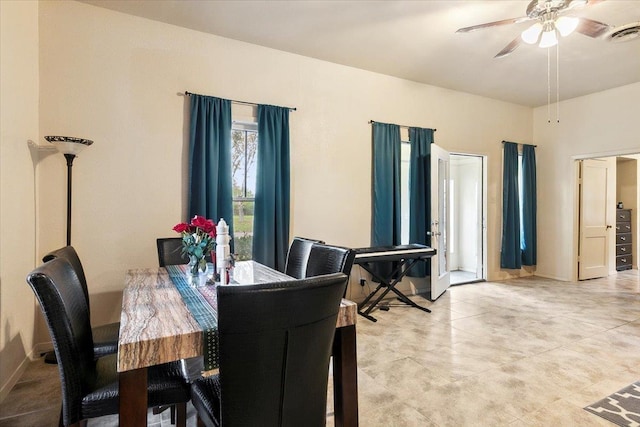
43, 246, 119, 359
190, 272, 349, 427
305, 242, 356, 278
26, 257, 190, 427
157, 237, 189, 267
157, 237, 214, 267
284, 236, 324, 279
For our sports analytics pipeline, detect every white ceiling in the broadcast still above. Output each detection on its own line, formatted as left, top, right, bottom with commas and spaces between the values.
80, 0, 640, 107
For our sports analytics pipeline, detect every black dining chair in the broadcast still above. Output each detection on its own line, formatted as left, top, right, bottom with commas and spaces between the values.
190, 272, 349, 427
42, 246, 119, 359
157, 237, 190, 266
284, 236, 324, 279
306, 242, 356, 278
157, 237, 214, 267
26, 257, 190, 427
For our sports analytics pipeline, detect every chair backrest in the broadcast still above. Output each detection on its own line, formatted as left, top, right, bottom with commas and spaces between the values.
157, 237, 215, 267
157, 237, 189, 267
284, 236, 324, 279
26, 257, 96, 426
305, 243, 356, 278
42, 246, 90, 315
216, 273, 348, 427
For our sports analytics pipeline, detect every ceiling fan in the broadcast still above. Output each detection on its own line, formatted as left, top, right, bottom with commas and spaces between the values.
456, 0, 611, 58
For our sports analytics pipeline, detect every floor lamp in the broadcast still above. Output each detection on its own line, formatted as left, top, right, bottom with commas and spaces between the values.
44, 136, 93, 364
45, 136, 93, 245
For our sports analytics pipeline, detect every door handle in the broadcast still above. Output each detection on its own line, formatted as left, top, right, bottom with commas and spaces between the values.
606, 225, 612, 229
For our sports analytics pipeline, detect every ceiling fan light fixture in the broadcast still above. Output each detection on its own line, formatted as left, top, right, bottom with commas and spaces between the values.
522, 22, 543, 44
539, 27, 558, 48
555, 16, 580, 36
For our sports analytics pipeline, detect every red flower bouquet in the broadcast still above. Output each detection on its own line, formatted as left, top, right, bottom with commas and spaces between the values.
173, 215, 217, 275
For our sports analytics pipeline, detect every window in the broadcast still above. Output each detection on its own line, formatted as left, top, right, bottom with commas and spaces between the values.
518, 152, 524, 250
400, 140, 411, 244
231, 121, 258, 261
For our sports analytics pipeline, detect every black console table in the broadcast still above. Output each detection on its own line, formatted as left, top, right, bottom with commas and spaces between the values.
353, 244, 436, 322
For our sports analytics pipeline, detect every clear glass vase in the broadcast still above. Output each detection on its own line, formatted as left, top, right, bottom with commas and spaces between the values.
186, 256, 209, 286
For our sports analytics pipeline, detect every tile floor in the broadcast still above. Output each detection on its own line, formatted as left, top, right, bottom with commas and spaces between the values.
449, 270, 481, 285
2, 271, 639, 426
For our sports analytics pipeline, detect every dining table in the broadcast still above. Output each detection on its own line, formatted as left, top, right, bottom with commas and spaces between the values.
117, 260, 359, 427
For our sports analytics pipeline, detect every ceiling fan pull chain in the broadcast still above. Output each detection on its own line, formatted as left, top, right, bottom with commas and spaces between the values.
547, 46, 551, 124
556, 42, 560, 123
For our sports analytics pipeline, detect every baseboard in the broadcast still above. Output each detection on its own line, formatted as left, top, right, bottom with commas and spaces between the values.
0, 347, 37, 403
532, 272, 569, 281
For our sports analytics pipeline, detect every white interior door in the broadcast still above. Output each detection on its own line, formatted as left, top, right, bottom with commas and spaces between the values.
578, 159, 610, 280
430, 144, 450, 300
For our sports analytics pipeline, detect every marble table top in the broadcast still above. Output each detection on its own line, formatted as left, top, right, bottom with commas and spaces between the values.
118, 261, 356, 372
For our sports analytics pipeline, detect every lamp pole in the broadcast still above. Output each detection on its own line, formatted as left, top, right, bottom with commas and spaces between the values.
64, 153, 75, 246
45, 136, 93, 246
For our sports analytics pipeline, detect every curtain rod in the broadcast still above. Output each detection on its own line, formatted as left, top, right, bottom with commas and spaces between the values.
502, 140, 537, 148
369, 120, 436, 132
184, 91, 296, 112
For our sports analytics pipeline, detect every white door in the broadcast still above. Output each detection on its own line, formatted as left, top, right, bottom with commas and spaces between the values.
578, 159, 610, 280
430, 144, 450, 300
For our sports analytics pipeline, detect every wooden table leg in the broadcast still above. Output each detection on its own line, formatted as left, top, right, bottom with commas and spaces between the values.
333, 324, 359, 427
119, 367, 148, 427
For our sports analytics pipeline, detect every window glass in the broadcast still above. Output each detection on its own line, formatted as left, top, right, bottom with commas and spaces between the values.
400, 141, 411, 244
518, 153, 524, 250
231, 122, 258, 260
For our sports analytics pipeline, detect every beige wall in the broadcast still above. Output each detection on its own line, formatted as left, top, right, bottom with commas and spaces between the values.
34, 0, 533, 334
533, 82, 640, 281
3, 0, 637, 395
0, 1, 39, 400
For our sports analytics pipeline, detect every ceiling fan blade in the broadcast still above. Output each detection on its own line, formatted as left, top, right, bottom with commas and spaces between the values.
494, 37, 522, 58
575, 17, 611, 38
456, 16, 531, 33
565, 0, 605, 10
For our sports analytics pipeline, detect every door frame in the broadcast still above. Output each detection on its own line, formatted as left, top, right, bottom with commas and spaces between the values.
449, 152, 488, 283
571, 148, 640, 281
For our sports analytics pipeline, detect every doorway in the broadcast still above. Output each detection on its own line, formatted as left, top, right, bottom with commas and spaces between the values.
449, 153, 486, 285
574, 153, 639, 280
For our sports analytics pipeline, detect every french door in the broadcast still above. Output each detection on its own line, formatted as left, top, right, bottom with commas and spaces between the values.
430, 144, 450, 300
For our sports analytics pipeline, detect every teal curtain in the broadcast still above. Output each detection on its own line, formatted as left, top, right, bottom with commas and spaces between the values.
521, 144, 537, 266
371, 123, 401, 280
188, 95, 233, 236
407, 127, 433, 277
372, 123, 401, 247
252, 105, 290, 271
500, 141, 521, 269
